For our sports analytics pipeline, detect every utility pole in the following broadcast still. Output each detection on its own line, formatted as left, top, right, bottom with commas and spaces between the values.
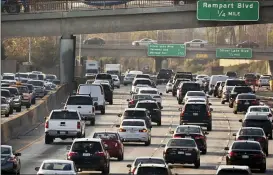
28, 38, 32, 64
79, 35, 82, 65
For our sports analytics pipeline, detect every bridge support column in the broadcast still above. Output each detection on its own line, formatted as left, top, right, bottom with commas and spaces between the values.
59, 35, 76, 84
268, 60, 273, 75
155, 57, 167, 73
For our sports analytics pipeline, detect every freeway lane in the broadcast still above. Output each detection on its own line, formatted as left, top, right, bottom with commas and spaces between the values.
6, 85, 273, 174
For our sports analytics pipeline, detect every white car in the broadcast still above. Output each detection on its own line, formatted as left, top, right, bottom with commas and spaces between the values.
116, 119, 151, 146
132, 38, 157, 46
184, 39, 208, 48
186, 97, 208, 104
246, 105, 273, 122
137, 87, 162, 106
132, 78, 153, 93
258, 76, 271, 87
183, 91, 208, 104
134, 163, 173, 175
35, 159, 78, 175
216, 165, 251, 175
111, 74, 120, 88
165, 80, 173, 93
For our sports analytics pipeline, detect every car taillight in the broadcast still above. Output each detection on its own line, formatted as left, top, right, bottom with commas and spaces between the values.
119, 128, 126, 132
229, 151, 237, 157
268, 114, 272, 117
77, 122, 81, 129
235, 100, 241, 104
95, 152, 105, 156
256, 137, 265, 142
253, 153, 263, 158
207, 111, 211, 117
237, 137, 243, 140
92, 107, 95, 113
7, 157, 16, 162
180, 109, 185, 117
195, 135, 205, 139
173, 134, 181, 138
129, 100, 134, 104
67, 152, 78, 160
139, 129, 147, 132
45, 121, 49, 128
132, 168, 136, 175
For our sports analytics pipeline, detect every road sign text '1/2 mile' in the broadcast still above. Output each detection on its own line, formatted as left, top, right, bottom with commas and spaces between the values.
197, 1, 259, 21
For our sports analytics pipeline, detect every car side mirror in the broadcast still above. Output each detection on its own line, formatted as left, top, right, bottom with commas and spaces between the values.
224, 147, 229, 150
204, 132, 209, 135
14, 152, 21, 156
127, 164, 132, 168
159, 93, 162, 96
117, 114, 122, 117
232, 133, 236, 136
239, 119, 242, 122
207, 95, 210, 98
209, 103, 212, 105
66, 145, 71, 150
35, 167, 40, 171
116, 124, 120, 128
169, 130, 174, 134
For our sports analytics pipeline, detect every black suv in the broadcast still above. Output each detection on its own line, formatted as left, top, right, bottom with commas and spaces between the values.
229, 86, 253, 108
179, 102, 212, 131
157, 69, 173, 84
177, 82, 201, 104
233, 93, 259, 114
135, 100, 162, 126
95, 73, 114, 89
67, 138, 110, 174
100, 83, 113, 105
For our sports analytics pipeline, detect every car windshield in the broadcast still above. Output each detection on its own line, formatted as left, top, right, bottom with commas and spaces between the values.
93, 133, 118, 140
28, 74, 38, 79
239, 129, 263, 136
187, 92, 205, 96
233, 87, 252, 93
16, 73, 28, 78
244, 74, 256, 79
134, 158, 165, 166
111, 75, 118, 79
136, 103, 158, 110
218, 169, 250, 175
226, 80, 246, 86
167, 139, 196, 147
3, 88, 18, 95
50, 111, 79, 120
137, 75, 150, 79
133, 80, 151, 86
232, 142, 261, 150
17, 86, 28, 93
226, 72, 237, 77
2, 76, 14, 80
122, 121, 144, 126
238, 95, 256, 99
72, 141, 102, 153
37, 75, 44, 80
28, 81, 44, 87
136, 167, 168, 175
177, 127, 200, 133
1, 147, 11, 155
66, 96, 93, 105
46, 75, 56, 79
1, 91, 10, 97
182, 83, 200, 90
185, 104, 207, 113
126, 74, 136, 78
140, 90, 157, 94
42, 163, 72, 171
124, 111, 146, 117
133, 95, 153, 100
249, 107, 270, 112
86, 69, 98, 74
26, 85, 33, 91
96, 74, 111, 79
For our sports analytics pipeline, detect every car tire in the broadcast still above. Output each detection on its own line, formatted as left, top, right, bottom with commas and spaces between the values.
117, 86, 120, 89
157, 121, 161, 126
5, 113, 9, 117
228, 103, 233, 108
82, 133, 85, 138
145, 139, 151, 146
186, 43, 190, 47
91, 119, 95, 126
172, 92, 176, 97
101, 108, 105, 115
207, 124, 212, 131
178, 99, 182, 104
26, 104, 31, 109
233, 110, 237, 114
221, 101, 225, 104
265, 149, 269, 156
45, 135, 53, 144
31, 98, 36, 104
118, 153, 124, 161
102, 164, 110, 175
194, 159, 200, 168
109, 100, 113, 105
135, 42, 139, 46
260, 163, 266, 173
269, 133, 272, 140
9, 108, 14, 114
166, 90, 169, 93
213, 93, 216, 97
201, 148, 207, 155
16, 107, 21, 112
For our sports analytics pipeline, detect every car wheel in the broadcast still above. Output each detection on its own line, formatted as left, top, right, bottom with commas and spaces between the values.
6, 1, 20, 13
228, 103, 233, 108
102, 164, 110, 175
117, 153, 124, 161
186, 43, 190, 47
265, 148, 269, 156
26, 104, 31, 109
117, 86, 120, 89
82, 133, 85, 138
178, 99, 182, 104
91, 119, 95, 126
207, 124, 212, 131
269, 133, 272, 140
31, 98, 36, 104
9, 108, 13, 114
16, 107, 21, 112
157, 121, 161, 126
172, 92, 175, 97
166, 90, 168, 93
5, 113, 9, 117
135, 42, 139, 46
109, 100, 113, 105
201, 148, 207, 155
233, 110, 237, 114
45, 135, 53, 144
124, 84, 127, 86
260, 163, 266, 173
101, 108, 105, 115
221, 101, 225, 104
194, 159, 200, 168
145, 139, 151, 146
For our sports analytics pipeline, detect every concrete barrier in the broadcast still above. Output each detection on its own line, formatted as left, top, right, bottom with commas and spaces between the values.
1, 84, 72, 144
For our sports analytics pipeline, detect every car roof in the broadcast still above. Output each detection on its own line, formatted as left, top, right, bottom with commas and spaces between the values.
238, 93, 255, 96
1, 89, 10, 92
176, 125, 201, 129
187, 98, 206, 101
122, 119, 145, 122
52, 109, 78, 112
248, 105, 270, 109
169, 138, 195, 141
136, 163, 167, 168
185, 101, 207, 105
42, 159, 74, 164
73, 138, 102, 142
1, 145, 12, 149
245, 114, 269, 120
187, 91, 205, 93
94, 131, 118, 134
137, 100, 157, 104
217, 165, 250, 170
240, 127, 264, 130
232, 140, 260, 144
70, 95, 91, 98
138, 87, 157, 91
134, 157, 164, 160
124, 108, 147, 111
134, 78, 151, 81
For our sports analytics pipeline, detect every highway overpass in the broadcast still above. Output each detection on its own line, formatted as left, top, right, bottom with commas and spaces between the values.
77, 45, 273, 60
2, 1, 273, 37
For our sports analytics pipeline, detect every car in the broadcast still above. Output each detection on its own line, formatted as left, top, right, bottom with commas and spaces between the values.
27, 73, 39, 80
132, 78, 153, 93
244, 73, 257, 86
127, 94, 156, 108
176, 79, 192, 98
135, 74, 151, 80
1, 88, 22, 112
163, 138, 200, 168
132, 38, 157, 46
170, 125, 208, 154
208, 75, 229, 95
123, 73, 137, 85
134, 163, 173, 175
67, 138, 110, 174
94, 82, 113, 105
92, 132, 124, 161
182, 91, 208, 105
15, 72, 29, 81
95, 73, 114, 89
135, 100, 162, 126
179, 101, 212, 131
236, 41, 259, 48
165, 80, 173, 93
239, 113, 272, 139
11, 85, 33, 108
221, 86, 235, 104
246, 105, 273, 122
118, 108, 152, 129
233, 127, 269, 156
2, 74, 15, 80
45, 74, 57, 81
216, 165, 252, 175
225, 71, 238, 78
172, 72, 193, 82
127, 157, 167, 175
258, 76, 271, 87
65, 95, 96, 126
35, 159, 78, 175
185, 97, 209, 104
172, 78, 189, 97
157, 69, 173, 84
177, 82, 201, 104
217, 81, 225, 98
27, 80, 46, 97
132, 84, 151, 94
111, 74, 120, 88
229, 86, 253, 108
116, 119, 151, 146
137, 87, 162, 107
1, 145, 21, 174
225, 141, 266, 172
233, 93, 259, 114
84, 37, 105, 45
44, 109, 86, 144
1, 97, 10, 117
213, 81, 222, 97
184, 39, 208, 48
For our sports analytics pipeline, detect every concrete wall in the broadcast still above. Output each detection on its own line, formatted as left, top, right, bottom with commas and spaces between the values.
1, 60, 17, 73
1, 84, 72, 144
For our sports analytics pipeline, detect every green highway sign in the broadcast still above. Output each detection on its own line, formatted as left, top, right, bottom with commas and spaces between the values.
148, 44, 186, 57
197, 1, 259, 21
216, 48, 252, 59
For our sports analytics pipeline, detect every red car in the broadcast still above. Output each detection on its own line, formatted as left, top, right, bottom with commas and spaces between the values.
92, 131, 124, 161
244, 73, 257, 86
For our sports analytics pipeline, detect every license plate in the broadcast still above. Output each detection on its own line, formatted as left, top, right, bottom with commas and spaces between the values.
83, 153, 90, 156
193, 113, 198, 116
60, 131, 66, 134
248, 138, 254, 141
245, 102, 249, 105
242, 155, 249, 159
178, 151, 184, 154
185, 153, 192, 156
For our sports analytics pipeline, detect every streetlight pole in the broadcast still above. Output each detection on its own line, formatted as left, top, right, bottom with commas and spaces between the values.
28, 37, 31, 64
79, 35, 82, 65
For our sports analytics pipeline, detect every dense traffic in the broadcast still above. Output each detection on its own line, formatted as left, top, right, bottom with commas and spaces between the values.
1, 69, 272, 175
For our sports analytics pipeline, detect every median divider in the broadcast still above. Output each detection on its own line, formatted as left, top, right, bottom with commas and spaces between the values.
1, 83, 72, 144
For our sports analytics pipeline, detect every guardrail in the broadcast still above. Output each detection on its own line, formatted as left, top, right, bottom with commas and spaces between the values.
1, 0, 177, 14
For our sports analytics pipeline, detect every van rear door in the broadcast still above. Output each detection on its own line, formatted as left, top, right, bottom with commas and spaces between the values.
183, 104, 210, 123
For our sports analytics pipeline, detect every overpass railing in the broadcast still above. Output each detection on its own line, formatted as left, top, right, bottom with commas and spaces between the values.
1, 0, 178, 14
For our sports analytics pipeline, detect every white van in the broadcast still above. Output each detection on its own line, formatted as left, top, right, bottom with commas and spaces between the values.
209, 75, 229, 95
77, 84, 106, 114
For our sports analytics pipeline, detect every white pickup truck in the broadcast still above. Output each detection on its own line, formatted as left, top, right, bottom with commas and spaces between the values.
44, 109, 86, 144
64, 95, 96, 126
